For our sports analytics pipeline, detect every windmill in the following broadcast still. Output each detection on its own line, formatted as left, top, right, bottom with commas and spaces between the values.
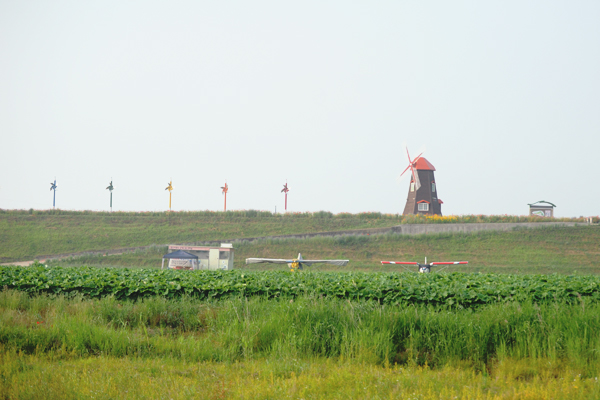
221, 182, 228, 211
106, 180, 114, 212
400, 148, 442, 215
165, 180, 173, 211
49, 179, 57, 209
281, 181, 289, 212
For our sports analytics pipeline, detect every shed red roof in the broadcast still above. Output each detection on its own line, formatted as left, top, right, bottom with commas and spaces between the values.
414, 157, 436, 171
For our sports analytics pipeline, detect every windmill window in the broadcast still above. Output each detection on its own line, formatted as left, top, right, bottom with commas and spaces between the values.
418, 203, 429, 211
431, 182, 436, 192
410, 182, 415, 192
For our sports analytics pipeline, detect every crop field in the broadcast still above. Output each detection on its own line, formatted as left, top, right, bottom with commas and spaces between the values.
3, 264, 600, 306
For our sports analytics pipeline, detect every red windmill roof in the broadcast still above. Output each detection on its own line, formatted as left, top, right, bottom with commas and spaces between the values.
414, 157, 436, 171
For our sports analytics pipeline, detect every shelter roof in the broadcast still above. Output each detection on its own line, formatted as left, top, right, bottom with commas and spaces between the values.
162, 250, 198, 259
527, 200, 556, 208
414, 157, 436, 171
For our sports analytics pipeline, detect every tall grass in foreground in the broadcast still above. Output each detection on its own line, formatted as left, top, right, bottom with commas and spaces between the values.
2, 289, 600, 376
2, 351, 598, 399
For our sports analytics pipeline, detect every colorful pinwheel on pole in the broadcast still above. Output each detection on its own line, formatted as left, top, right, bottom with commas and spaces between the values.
281, 181, 289, 212
221, 182, 228, 211
106, 180, 114, 212
165, 180, 173, 211
50, 179, 57, 209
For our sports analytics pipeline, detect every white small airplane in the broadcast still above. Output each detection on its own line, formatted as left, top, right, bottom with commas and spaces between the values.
246, 253, 349, 271
381, 257, 468, 273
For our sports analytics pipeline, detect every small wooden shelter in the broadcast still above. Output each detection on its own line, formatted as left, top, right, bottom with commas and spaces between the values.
528, 201, 556, 217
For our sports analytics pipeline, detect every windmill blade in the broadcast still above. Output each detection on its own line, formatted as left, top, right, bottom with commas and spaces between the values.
411, 167, 421, 191
412, 152, 423, 163
430, 261, 469, 266
381, 261, 419, 265
398, 146, 424, 185
410, 149, 423, 191
246, 258, 294, 264
399, 164, 412, 177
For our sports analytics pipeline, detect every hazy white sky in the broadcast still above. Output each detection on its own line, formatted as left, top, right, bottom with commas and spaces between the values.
1, 1, 599, 217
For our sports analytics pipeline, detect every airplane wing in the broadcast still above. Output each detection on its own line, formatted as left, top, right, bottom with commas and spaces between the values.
246, 258, 349, 266
430, 261, 468, 265
381, 261, 419, 265
246, 258, 294, 264
300, 259, 349, 266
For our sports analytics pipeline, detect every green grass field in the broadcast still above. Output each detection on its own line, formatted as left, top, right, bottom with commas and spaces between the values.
0, 209, 590, 263
2, 210, 600, 398
46, 225, 600, 275
0, 210, 403, 262
2, 290, 600, 399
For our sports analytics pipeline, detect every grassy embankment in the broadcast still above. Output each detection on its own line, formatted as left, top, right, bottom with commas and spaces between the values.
2, 289, 600, 399
48, 225, 600, 275
0, 210, 404, 262
0, 209, 589, 263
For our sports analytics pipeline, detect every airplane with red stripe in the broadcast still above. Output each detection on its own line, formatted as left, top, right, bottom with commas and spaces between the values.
381, 257, 468, 273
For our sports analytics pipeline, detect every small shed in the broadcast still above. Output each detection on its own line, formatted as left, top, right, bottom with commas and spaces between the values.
528, 200, 556, 217
162, 250, 199, 270
167, 243, 234, 270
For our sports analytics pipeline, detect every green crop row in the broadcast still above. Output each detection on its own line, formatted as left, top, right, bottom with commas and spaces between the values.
3, 264, 600, 307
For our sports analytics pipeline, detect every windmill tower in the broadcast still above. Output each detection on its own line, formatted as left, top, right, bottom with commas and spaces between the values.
106, 180, 114, 212
401, 149, 442, 216
281, 181, 289, 211
165, 180, 173, 211
221, 182, 228, 211
50, 179, 57, 209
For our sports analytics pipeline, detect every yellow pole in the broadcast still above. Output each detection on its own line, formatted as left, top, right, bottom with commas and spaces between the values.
165, 180, 173, 211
